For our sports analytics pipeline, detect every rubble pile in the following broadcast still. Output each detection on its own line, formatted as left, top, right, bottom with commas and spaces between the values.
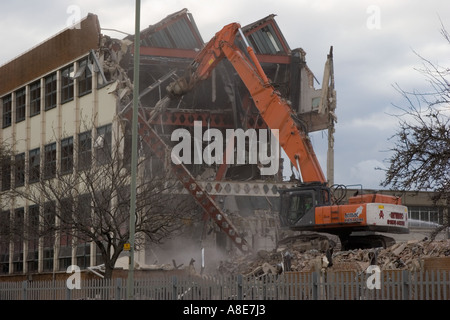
217, 239, 450, 276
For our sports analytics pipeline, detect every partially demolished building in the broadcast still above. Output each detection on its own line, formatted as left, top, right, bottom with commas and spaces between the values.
0, 9, 337, 275
0, 8, 447, 278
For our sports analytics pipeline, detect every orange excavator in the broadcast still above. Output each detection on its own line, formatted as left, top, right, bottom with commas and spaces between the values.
164, 22, 409, 251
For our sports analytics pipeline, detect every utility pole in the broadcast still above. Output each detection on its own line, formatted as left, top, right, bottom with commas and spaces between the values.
127, 0, 141, 300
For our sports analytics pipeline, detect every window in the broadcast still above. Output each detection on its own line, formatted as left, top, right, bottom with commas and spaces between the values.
0, 210, 10, 274
78, 131, 92, 169
30, 80, 41, 117
45, 73, 57, 110
15, 88, 26, 123
60, 197, 74, 237
61, 137, 74, 174
280, 191, 314, 225
43, 201, 55, 272
78, 193, 92, 224
13, 208, 24, 247
61, 64, 74, 103
75, 193, 92, 268
408, 206, 442, 227
28, 205, 40, 245
13, 208, 24, 273
28, 148, 40, 183
2, 94, 12, 128
77, 57, 92, 96
59, 197, 74, 271
0, 210, 10, 245
14, 153, 25, 187
44, 143, 57, 179
27, 205, 39, 272
1, 158, 11, 191
95, 124, 112, 165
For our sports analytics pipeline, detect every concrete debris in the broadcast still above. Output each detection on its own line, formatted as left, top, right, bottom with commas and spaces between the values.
97, 35, 134, 106
217, 239, 450, 276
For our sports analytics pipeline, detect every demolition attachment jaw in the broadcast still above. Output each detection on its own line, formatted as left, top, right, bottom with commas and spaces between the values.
166, 77, 192, 97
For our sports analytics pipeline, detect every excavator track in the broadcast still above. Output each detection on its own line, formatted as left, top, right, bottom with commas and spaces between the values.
277, 232, 396, 252
277, 233, 338, 252
340, 234, 396, 250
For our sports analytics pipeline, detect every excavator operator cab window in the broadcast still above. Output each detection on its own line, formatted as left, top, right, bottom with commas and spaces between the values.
282, 191, 315, 225
321, 188, 331, 206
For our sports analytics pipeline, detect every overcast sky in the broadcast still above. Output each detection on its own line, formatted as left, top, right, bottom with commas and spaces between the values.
1, 0, 450, 189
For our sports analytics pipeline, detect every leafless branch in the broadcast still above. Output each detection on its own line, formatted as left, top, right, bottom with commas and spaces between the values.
382, 22, 450, 239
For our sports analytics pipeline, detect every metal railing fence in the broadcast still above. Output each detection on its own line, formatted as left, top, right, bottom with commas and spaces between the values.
0, 270, 448, 300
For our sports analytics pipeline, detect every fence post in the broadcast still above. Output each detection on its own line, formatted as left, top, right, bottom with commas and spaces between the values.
116, 278, 122, 300
312, 272, 319, 300
66, 283, 72, 300
22, 281, 27, 300
172, 276, 177, 300
237, 275, 243, 300
402, 270, 410, 300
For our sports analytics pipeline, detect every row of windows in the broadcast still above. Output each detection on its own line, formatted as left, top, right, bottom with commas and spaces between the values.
1, 124, 112, 191
408, 206, 444, 227
0, 198, 103, 274
1, 56, 93, 128
0, 248, 100, 274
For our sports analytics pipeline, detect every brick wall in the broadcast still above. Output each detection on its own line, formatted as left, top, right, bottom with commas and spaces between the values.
0, 13, 101, 96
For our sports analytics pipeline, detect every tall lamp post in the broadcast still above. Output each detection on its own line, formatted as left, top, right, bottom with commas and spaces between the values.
127, 0, 141, 300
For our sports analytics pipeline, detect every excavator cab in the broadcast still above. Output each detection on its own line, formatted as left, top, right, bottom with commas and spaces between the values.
279, 183, 331, 229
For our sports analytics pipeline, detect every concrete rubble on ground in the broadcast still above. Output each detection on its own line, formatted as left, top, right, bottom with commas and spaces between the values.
216, 239, 450, 276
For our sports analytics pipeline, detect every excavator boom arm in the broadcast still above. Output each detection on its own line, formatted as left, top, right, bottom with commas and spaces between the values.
177, 22, 326, 183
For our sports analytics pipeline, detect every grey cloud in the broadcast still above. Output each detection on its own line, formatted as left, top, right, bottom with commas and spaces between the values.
2, 0, 450, 189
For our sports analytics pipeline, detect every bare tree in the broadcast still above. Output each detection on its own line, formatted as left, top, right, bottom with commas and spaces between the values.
8, 122, 198, 278
381, 21, 450, 239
